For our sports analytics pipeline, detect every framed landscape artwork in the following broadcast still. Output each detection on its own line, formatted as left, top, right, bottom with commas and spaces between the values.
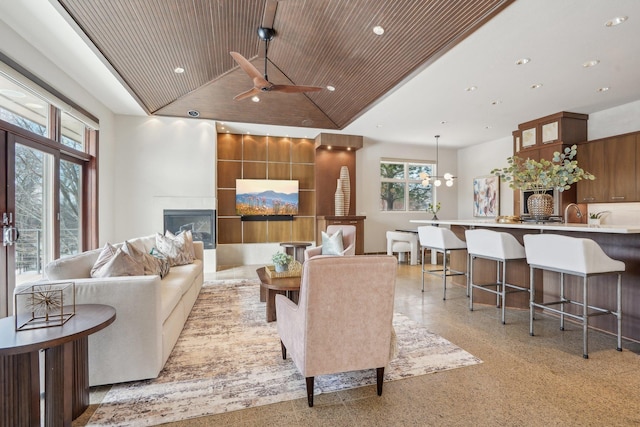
473, 175, 499, 217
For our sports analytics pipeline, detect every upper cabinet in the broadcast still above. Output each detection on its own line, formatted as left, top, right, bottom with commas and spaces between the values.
514, 111, 588, 155
577, 133, 638, 203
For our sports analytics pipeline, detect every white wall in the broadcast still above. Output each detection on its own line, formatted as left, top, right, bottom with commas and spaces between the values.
456, 136, 514, 219
112, 115, 218, 271
356, 138, 458, 253
588, 99, 640, 140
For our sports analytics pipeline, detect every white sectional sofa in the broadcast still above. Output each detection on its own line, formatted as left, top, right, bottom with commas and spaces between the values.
14, 234, 204, 386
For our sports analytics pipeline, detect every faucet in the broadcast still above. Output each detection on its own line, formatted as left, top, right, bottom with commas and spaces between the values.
564, 203, 583, 224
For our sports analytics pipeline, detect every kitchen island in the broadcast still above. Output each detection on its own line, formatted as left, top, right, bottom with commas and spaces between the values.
411, 219, 640, 342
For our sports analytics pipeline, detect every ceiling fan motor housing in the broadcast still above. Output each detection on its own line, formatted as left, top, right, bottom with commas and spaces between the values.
257, 27, 275, 41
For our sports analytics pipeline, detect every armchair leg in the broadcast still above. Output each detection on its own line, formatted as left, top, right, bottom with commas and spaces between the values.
306, 377, 315, 407
376, 367, 385, 396
280, 340, 287, 360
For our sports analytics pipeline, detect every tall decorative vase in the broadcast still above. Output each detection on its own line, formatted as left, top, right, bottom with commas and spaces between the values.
527, 193, 554, 219
334, 179, 345, 216
340, 166, 351, 216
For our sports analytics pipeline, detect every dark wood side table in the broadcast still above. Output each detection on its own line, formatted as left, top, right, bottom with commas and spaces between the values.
0, 304, 116, 427
256, 267, 301, 322
279, 241, 312, 263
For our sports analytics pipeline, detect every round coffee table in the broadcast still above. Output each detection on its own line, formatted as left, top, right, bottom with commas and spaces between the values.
0, 304, 116, 427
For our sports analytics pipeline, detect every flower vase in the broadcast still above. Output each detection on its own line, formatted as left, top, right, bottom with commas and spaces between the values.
275, 262, 289, 273
588, 218, 601, 226
339, 166, 351, 216
527, 193, 554, 219
334, 179, 345, 216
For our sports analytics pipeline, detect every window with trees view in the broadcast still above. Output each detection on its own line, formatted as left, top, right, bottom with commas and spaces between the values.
380, 160, 435, 211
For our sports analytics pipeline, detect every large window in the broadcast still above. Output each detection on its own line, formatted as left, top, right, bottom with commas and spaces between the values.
380, 160, 435, 212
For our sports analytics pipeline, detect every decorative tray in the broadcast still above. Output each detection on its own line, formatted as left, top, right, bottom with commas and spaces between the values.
496, 216, 521, 224
265, 260, 302, 278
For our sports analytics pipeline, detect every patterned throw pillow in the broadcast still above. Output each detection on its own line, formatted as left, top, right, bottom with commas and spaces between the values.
321, 229, 344, 255
122, 241, 163, 277
150, 247, 171, 278
155, 230, 195, 266
91, 243, 145, 278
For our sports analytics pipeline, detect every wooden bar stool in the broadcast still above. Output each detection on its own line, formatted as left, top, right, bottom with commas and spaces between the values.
523, 234, 624, 359
417, 226, 467, 300
465, 229, 529, 324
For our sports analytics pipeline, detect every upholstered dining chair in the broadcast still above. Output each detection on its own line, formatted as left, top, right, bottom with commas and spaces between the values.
276, 255, 397, 407
304, 225, 356, 261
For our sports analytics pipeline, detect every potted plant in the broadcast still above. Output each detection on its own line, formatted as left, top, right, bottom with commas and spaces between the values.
588, 211, 609, 226
491, 144, 595, 218
427, 202, 441, 220
272, 252, 293, 273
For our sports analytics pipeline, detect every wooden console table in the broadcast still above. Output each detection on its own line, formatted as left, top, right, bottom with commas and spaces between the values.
0, 304, 116, 427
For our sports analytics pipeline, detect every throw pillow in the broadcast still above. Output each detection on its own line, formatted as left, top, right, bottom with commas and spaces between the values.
150, 247, 171, 278
91, 244, 145, 278
122, 241, 162, 277
155, 231, 194, 266
321, 229, 344, 255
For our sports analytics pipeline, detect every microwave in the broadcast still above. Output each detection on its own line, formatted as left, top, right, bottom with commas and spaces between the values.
520, 189, 560, 217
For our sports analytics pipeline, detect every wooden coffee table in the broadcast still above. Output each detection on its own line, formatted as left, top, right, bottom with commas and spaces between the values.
0, 304, 116, 427
256, 267, 301, 322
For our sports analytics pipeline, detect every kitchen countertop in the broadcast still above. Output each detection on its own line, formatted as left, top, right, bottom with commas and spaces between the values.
410, 219, 640, 234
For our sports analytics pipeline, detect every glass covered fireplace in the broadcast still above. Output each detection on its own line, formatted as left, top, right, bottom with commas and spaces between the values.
163, 209, 216, 249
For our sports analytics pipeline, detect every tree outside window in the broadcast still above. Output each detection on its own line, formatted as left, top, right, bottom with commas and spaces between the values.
380, 161, 435, 211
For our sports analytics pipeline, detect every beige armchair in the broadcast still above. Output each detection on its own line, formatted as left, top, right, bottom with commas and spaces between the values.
304, 225, 356, 261
276, 255, 397, 407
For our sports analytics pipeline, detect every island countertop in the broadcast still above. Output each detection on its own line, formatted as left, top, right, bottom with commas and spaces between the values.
410, 219, 640, 234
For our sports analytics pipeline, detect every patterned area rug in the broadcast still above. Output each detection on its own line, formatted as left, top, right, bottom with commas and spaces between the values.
87, 280, 481, 426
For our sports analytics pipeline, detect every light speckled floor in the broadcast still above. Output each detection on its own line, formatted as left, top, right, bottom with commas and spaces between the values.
75, 262, 640, 426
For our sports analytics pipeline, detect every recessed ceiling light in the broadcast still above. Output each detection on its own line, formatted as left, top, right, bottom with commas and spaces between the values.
376, 124, 383, 128
187, 110, 200, 117
597, 87, 610, 92
373, 26, 385, 35
251, 96, 260, 102
485, 126, 492, 129
220, 126, 225, 130
605, 16, 627, 27
326, 85, 336, 91
174, 67, 185, 74
465, 86, 477, 92
531, 83, 543, 89
583, 59, 600, 68
0, 89, 26, 98
515, 58, 531, 65
490, 100, 502, 105
440, 120, 448, 124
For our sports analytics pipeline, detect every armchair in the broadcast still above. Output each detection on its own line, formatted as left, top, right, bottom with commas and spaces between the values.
304, 225, 356, 261
276, 255, 397, 407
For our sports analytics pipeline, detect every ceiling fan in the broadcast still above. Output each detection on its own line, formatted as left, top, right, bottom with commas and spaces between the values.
230, 26, 323, 101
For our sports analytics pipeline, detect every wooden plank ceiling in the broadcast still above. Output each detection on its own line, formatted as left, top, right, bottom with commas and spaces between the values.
56, 0, 513, 130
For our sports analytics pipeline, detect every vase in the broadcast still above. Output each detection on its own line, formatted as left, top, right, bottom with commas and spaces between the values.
588, 218, 601, 226
334, 179, 345, 216
527, 193, 554, 219
339, 166, 351, 216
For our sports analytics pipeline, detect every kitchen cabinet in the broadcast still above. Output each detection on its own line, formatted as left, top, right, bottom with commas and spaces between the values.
316, 216, 366, 254
577, 132, 638, 203
514, 111, 588, 155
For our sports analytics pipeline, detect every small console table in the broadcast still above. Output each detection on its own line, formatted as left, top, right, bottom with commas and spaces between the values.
0, 304, 116, 427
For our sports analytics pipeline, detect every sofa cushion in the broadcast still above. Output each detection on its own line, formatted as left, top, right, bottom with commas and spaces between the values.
91, 244, 145, 278
155, 231, 194, 266
45, 248, 102, 280
162, 260, 202, 295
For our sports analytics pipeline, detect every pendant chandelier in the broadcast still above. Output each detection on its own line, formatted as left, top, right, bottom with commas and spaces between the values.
420, 135, 456, 187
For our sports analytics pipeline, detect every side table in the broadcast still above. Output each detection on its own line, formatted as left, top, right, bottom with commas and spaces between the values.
256, 267, 301, 322
279, 241, 312, 263
0, 304, 116, 427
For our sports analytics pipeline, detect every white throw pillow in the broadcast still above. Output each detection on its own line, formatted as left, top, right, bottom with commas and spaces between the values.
321, 229, 344, 255
155, 230, 194, 266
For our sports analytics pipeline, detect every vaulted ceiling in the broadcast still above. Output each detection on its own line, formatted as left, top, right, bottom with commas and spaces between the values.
54, 0, 513, 130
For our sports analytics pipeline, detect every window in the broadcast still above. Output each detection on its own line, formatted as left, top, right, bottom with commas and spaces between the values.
380, 160, 435, 211
0, 74, 48, 137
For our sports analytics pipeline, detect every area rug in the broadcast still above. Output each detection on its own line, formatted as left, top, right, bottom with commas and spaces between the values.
87, 280, 482, 426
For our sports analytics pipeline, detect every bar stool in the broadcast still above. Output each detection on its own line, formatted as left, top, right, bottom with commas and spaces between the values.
465, 229, 529, 324
523, 234, 624, 359
417, 226, 467, 299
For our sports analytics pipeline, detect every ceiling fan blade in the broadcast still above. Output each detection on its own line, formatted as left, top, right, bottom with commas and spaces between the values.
270, 84, 323, 94
261, 0, 278, 30
233, 87, 262, 101
230, 52, 267, 85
